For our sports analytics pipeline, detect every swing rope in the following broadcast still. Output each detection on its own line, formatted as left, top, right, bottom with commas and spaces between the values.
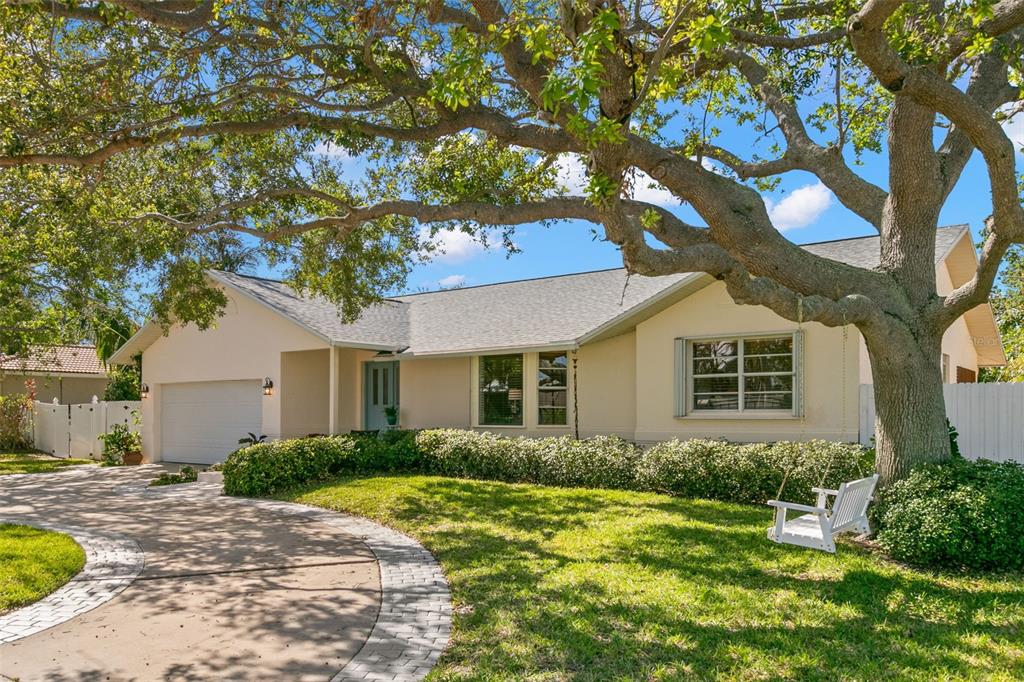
773, 298, 849, 502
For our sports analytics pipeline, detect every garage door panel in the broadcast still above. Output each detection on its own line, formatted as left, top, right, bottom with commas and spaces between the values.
161, 380, 262, 464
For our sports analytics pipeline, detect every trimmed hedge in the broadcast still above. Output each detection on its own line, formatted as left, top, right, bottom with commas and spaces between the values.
224, 428, 870, 506
875, 458, 1024, 570
415, 430, 640, 489
636, 439, 871, 506
222, 431, 420, 496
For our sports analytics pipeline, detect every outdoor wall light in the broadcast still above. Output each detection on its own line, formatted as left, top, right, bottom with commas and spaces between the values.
140, 383, 150, 399
262, 377, 274, 396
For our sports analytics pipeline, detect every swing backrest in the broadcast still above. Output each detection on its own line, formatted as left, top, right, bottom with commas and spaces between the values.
828, 474, 880, 533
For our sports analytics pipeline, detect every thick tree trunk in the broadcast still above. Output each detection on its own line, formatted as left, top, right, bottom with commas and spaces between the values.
864, 327, 951, 487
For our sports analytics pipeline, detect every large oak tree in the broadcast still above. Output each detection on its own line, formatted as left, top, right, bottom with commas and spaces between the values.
1, 0, 1022, 484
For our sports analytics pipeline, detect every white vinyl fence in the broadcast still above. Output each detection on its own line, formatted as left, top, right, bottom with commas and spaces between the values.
859, 383, 1024, 463
33, 400, 141, 459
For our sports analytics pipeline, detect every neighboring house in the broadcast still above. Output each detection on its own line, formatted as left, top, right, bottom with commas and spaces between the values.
110, 226, 1005, 464
0, 344, 109, 404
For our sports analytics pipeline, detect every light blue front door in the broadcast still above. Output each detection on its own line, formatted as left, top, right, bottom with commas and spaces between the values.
364, 361, 399, 430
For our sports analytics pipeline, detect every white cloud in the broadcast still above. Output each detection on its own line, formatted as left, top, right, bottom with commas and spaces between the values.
630, 169, 678, 205
419, 227, 499, 264
552, 154, 679, 205
437, 274, 467, 288
553, 154, 588, 195
764, 182, 834, 231
313, 140, 353, 159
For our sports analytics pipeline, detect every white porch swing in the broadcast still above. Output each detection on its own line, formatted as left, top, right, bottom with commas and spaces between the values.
765, 300, 880, 553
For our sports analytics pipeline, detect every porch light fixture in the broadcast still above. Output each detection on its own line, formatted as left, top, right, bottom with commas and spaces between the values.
140, 383, 150, 399
262, 377, 274, 396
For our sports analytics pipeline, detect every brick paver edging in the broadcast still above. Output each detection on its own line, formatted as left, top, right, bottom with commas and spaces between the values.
0, 519, 144, 644
222, 495, 453, 682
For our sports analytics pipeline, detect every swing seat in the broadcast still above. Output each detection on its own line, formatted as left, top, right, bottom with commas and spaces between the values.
767, 474, 879, 553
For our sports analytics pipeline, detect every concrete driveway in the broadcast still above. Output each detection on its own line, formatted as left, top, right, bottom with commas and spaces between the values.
0, 465, 381, 681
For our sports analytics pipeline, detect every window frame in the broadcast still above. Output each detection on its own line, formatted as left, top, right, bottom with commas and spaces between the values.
536, 350, 569, 427
676, 331, 802, 419
476, 353, 526, 427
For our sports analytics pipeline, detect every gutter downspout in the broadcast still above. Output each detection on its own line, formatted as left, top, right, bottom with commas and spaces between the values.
571, 349, 579, 440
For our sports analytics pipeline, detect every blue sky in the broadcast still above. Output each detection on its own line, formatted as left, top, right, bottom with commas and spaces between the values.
267, 112, 1023, 295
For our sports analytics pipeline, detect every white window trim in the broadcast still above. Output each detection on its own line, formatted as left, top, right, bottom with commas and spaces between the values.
470, 352, 575, 430
675, 331, 803, 420
472, 353, 527, 428
536, 351, 571, 428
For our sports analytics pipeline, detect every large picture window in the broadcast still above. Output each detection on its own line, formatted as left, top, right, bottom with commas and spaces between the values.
537, 351, 568, 425
479, 354, 524, 426
688, 335, 796, 413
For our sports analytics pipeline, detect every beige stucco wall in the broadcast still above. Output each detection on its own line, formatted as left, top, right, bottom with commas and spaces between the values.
858, 260, 980, 384
334, 348, 378, 432
399, 356, 472, 430
280, 349, 330, 438
576, 332, 636, 438
140, 285, 328, 460
633, 280, 860, 443
0, 374, 108, 404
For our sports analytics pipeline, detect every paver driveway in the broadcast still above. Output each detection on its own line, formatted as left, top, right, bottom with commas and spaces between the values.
0, 465, 381, 681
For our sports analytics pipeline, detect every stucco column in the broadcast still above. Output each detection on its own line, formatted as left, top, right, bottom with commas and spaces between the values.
328, 346, 338, 435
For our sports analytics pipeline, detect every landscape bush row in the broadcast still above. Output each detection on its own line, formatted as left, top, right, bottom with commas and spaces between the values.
223, 429, 868, 506
224, 429, 1024, 570
223, 428, 1024, 571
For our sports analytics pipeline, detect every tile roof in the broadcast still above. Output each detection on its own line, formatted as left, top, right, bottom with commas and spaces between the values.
0, 345, 105, 375
208, 226, 966, 355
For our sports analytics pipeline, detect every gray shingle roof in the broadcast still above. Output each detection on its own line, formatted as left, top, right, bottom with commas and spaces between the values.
210, 271, 410, 350
210, 226, 968, 355
802, 225, 965, 269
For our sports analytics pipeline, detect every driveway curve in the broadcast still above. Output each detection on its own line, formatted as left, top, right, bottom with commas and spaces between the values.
0, 465, 449, 681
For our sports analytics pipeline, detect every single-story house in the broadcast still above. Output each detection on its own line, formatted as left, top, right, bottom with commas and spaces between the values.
109, 226, 1004, 464
0, 344, 109, 404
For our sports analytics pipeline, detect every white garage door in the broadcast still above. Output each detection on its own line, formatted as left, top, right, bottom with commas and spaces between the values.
161, 380, 262, 464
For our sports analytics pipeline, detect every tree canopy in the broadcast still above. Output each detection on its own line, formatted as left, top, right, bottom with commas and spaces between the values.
1, 0, 1022, 480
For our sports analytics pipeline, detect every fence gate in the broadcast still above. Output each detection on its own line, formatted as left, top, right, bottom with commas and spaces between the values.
32, 402, 71, 457
32, 400, 142, 459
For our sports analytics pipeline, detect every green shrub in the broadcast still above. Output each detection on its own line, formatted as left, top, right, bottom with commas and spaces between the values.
223, 436, 358, 496
149, 465, 198, 487
98, 422, 142, 466
0, 394, 32, 451
352, 430, 421, 472
103, 365, 141, 401
875, 458, 1024, 570
635, 439, 869, 505
223, 428, 870, 508
414, 430, 641, 490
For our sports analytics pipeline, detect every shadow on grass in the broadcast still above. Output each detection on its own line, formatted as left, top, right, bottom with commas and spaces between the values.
0, 452, 94, 476
289, 474, 1024, 680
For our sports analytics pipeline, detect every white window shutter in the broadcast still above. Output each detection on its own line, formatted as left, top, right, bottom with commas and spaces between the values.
674, 338, 686, 417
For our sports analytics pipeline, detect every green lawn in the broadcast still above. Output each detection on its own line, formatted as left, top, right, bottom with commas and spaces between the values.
286, 475, 1024, 681
0, 524, 86, 614
0, 452, 94, 475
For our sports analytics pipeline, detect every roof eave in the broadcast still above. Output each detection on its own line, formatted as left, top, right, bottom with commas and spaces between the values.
397, 341, 578, 359
576, 272, 711, 346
